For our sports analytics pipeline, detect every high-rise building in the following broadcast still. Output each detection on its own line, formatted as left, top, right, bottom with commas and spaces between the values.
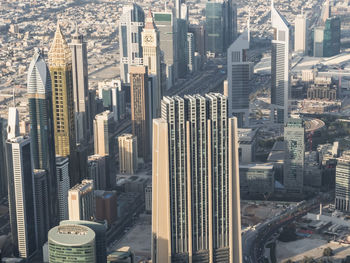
48, 224, 96, 263
186, 32, 195, 73
68, 179, 94, 221
270, 2, 291, 124
95, 190, 118, 225
5, 136, 37, 259
335, 151, 350, 212
152, 93, 242, 263
118, 134, 138, 174
294, 13, 309, 54
107, 247, 135, 263
27, 48, 58, 227
33, 169, 50, 247
323, 16, 341, 57
284, 118, 305, 193
130, 66, 151, 162
153, 11, 177, 89
56, 156, 70, 221
7, 107, 19, 140
142, 10, 162, 116
119, 4, 145, 83
60, 220, 107, 263
0, 118, 7, 198
227, 31, 253, 127
87, 154, 108, 190
177, 18, 188, 78
49, 23, 76, 157
321, 0, 331, 23
188, 24, 206, 57
69, 26, 91, 144
93, 110, 114, 156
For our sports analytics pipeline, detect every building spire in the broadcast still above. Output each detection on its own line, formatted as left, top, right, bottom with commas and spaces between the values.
271, 0, 274, 9
48, 21, 72, 67
248, 6, 251, 43
145, 8, 155, 29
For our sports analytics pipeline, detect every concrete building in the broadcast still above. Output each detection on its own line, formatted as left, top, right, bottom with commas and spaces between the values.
48, 224, 96, 263
238, 128, 257, 164
107, 247, 135, 263
227, 31, 253, 127
118, 134, 138, 175
130, 66, 150, 162
187, 32, 195, 73
5, 136, 37, 259
95, 190, 117, 225
56, 156, 70, 221
294, 13, 309, 54
335, 151, 350, 212
68, 179, 94, 221
60, 220, 106, 263
239, 164, 275, 195
145, 184, 152, 213
152, 93, 242, 262
307, 76, 337, 100
153, 11, 177, 89
284, 118, 305, 194
94, 110, 114, 156
87, 154, 107, 190
119, 4, 145, 83
69, 26, 91, 144
28, 48, 58, 228
142, 10, 162, 116
270, 2, 291, 124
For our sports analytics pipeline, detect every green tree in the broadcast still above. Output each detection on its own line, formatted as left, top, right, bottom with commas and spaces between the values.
323, 247, 333, 257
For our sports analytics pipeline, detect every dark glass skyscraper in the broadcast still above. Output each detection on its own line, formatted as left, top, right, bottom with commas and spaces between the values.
0, 118, 7, 198
323, 16, 341, 57
27, 48, 58, 227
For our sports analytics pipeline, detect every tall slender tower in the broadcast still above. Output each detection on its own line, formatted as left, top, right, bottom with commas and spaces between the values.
6, 136, 37, 259
270, 1, 291, 124
294, 13, 309, 54
49, 23, 76, 157
70, 26, 91, 145
152, 93, 242, 263
130, 66, 150, 162
227, 31, 253, 127
142, 10, 162, 116
0, 118, 6, 198
119, 4, 145, 83
27, 48, 58, 227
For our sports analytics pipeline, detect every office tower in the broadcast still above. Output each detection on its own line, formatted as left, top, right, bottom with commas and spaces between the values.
0, 118, 7, 198
5, 136, 37, 258
98, 79, 125, 122
189, 24, 206, 57
152, 93, 242, 263
294, 13, 309, 54
27, 48, 58, 227
227, 31, 253, 127
186, 32, 195, 73
94, 110, 114, 156
239, 164, 275, 195
60, 220, 107, 263
142, 10, 162, 116
130, 66, 150, 162
107, 247, 135, 263
153, 11, 177, 89
95, 190, 118, 225
119, 4, 145, 83
118, 134, 138, 174
48, 23, 76, 158
323, 17, 341, 57
7, 107, 19, 140
33, 169, 50, 247
270, 2, 291, 124
56, 156, 70, 221
335, 151, 350, 212
177, 18, 188, 78
284, 118, 305, 194
145, 184, 152, 213
68, 179, 94, 221
48, 224, 96, 263
87, 154, 107, 190
69, 26, 91, 144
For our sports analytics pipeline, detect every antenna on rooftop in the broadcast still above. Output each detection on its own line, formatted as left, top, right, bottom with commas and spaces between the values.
271, 0, 274, 9
12, 87, 15, 107
248, 6, 251, 43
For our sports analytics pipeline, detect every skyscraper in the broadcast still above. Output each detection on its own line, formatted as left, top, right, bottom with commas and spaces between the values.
335, 151, 350, 212
130, 66, 150, 162
153, 11, 177, 89
0, 118, 7, 198
7, 107, 19, 140
270, 2, 291, 124
186, 32, 195, 73
118, 134, 138, 175
152, 93, 242, 263
69, 26, 91, 144
227, 31, 253, 127
93, 110, 114, 156
48, 23, 76, 158
68, 179, 94, 221
323, 16, 341, 57
294, 13, 309, 54
284, 118, 305, 194
5, 136, 37, 259
48, 224, 96, 263
142, 10, 162, 116
56, 156, 70, 221
27, 48, 58, 227
177, 14, 188, 78
87, 154, 108, 190
119, 4, 145, 83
